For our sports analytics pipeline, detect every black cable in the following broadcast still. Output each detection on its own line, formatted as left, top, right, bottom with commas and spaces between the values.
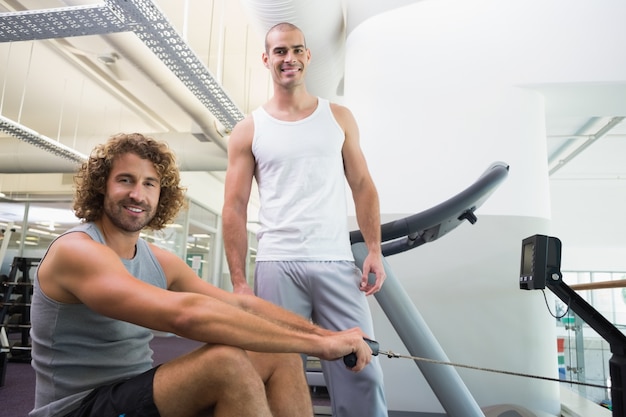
381, 351, 615, 390
542, 288, 571, 319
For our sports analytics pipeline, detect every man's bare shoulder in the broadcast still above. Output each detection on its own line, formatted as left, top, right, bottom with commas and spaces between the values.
328, 102, 358, 134
329, 101, 355, 120
228, 114, 255, 149
37, 231, 104, 303
46, 230, 94, 258
41, 230, 113, 273
328, 101, 349, 112
231, 114, 255, 135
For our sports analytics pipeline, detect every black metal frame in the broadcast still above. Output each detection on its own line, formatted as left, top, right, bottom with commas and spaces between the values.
349, 161, 510, 416
350, 161, 510, 256
547, 278, 626, 417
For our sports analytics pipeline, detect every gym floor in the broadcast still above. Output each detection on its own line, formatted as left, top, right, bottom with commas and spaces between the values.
1, 334, 444, 417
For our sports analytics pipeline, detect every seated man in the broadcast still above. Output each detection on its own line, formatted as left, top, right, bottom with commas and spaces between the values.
29, 133, 373, 417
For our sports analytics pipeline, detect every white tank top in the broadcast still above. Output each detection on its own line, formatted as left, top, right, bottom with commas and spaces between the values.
251, 98, 354, 261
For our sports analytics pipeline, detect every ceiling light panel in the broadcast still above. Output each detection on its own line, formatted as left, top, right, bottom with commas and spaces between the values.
0, 115, 88, 163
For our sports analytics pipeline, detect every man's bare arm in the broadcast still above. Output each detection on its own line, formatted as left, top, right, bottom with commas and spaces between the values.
222, 116, 257, 294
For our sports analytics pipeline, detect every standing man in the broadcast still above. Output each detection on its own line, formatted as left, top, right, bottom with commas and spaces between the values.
29, 133, 373, 417
223, 23, 388, 417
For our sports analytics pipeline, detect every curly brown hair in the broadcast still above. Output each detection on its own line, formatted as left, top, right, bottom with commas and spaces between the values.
73, 133, 187, 230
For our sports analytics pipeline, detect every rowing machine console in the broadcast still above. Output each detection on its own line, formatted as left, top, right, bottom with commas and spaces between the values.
519, 234, 626, 417
519, 234, 562, 290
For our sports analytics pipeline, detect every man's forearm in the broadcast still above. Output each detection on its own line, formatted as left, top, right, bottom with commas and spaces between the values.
241, 294, 332, 337
177, 292, 326, 355
355, 187, 382, 254
222, 209, 251, 286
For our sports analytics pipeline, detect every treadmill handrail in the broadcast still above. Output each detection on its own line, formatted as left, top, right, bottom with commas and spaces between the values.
350, 161, 509, 256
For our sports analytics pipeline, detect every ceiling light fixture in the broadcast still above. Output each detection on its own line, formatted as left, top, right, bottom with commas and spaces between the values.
0, 115, 88, 164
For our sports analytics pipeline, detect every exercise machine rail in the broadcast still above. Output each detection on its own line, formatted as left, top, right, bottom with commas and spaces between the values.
349, 161, 509, 417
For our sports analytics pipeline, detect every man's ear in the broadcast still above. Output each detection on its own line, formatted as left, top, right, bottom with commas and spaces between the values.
262, 52, 269, 69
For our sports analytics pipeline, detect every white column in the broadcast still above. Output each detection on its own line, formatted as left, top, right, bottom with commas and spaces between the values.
341, 0, 596, 414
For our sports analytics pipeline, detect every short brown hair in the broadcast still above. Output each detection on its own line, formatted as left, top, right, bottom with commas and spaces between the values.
73, 133, 187, 230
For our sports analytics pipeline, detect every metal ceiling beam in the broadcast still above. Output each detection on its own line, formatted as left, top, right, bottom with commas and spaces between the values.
0, 4, 126, 40
0, 0, 244, 147
104, 0, 244, 131
549, 116, 625, 176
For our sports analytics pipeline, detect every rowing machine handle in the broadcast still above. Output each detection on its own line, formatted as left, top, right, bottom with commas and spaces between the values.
343, 338, 379, 368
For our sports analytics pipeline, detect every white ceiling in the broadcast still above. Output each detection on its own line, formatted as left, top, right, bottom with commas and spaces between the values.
0, 0, 624, 175
0, 0, 272, 174
0, 0, 625, 249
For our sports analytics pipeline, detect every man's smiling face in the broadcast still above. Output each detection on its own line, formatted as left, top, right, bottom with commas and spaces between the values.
103, 152, 161, 233
263, 28, 310, 89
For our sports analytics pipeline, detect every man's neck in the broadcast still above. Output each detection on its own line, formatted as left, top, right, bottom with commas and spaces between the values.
95, 218, 139, 260
266, 89, 317, 121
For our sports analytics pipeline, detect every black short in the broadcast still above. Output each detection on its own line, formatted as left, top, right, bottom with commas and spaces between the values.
63, 367, 160, 417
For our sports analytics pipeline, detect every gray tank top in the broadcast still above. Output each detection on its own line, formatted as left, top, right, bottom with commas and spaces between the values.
29, 222, 167, 417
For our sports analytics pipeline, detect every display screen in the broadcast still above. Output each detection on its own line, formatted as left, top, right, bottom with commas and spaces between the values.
521, 242, 534, 276
519, 234, 561, 290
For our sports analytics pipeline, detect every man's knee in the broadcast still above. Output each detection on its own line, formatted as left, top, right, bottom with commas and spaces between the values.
282, 352, 306, 370
246, 351, 307, 386
197, 344, 258, 379
154, 345, 271, 416
173, 344, 270, 397
280, 353, 309, 382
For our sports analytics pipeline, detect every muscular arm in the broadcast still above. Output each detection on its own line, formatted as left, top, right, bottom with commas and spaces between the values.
163, 244, 336, 338
222, 116, 256, 294
38, 232, 371, 370
332, 104, 386, 295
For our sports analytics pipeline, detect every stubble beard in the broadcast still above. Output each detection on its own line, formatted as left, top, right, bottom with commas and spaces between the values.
104, 198, 154, 233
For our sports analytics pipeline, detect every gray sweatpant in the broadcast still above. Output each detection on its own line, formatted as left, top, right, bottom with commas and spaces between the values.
255, 260, 388, 417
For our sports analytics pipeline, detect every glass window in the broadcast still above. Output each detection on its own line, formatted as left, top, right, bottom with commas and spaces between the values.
142, 200, 219, 286
173, 202, 221, 284
188, 202, 218, 229
0, 199, 78, 275
558, 269, 626, 405
186, 226, 215, 283
0, 196, 225, 286
142, 207, 188, 258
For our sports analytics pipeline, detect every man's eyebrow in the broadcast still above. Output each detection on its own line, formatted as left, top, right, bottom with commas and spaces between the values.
272, 44, 305, 52
114, 172, 133, 179
114, 172, 160, 183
